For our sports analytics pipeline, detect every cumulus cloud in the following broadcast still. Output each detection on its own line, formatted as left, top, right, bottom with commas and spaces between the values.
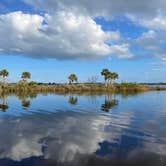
16, 0, 166, 59
135, 30, 158, 51
0, 11, 133, 60
140, 14, 166, 30
22, 0, 166, 62
0, 0, 166, 61
109, 44, 134, 59
133, 30, 166, 60
23, 0, 166, 19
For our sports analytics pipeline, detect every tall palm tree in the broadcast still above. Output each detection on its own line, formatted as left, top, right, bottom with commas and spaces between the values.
21, 72, 31, 81
101, 69, 119, 86
0, 69, 9, 87
111, 72, 119, 83
105, 72, 113, 84
68, 74, 78, 84
101, 68, 110, 85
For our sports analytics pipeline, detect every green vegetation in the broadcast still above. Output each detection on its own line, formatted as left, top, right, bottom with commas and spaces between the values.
0, 68, 165, 94
101, 68, 110, 84
68, 74, 78, 84
29, 81, 38, 87
101, 68, 119, 86
0, 69, 9, 79
0, 69, 9, 88
118, 82, 148, 92
21, 72, 31, 81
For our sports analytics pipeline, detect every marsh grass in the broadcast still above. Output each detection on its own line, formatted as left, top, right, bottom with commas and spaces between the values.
0, 82, 163, 96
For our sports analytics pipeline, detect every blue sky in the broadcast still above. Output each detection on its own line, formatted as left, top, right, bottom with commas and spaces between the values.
0, 0, 166, 83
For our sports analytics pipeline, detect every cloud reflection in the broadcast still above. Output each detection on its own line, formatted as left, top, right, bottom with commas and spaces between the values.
0, 110, 133, 163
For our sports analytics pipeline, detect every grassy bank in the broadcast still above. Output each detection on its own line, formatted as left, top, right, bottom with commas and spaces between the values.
0, 82, 164, 95
1, 69, 165, 95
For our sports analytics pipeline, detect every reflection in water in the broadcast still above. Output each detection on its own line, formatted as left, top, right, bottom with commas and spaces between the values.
17, 92, 38, 101
16, 92, 36, 109
0, 92, 165, 166
28, 93, 38, 99
22, 100, 31, 108
0, 112, 114, 161
68, 96, 78, 105
0, 94, 9, 112
0, 111, 165, 166
120, 91, 144, 98
101, 95, 118, 112
0, 103, 9, 112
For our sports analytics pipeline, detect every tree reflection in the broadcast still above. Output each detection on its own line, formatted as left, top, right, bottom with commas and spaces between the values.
16, 93, 34, 109
101, 95, 118, 112
17, 92, 37, 101
0, 94, 9, 112
29, 93, 37, 99
22, 100, 31, 108
68, 96, 78, 105
0, 103, 9, 112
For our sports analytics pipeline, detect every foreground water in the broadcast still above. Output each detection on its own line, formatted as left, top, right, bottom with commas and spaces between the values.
0, 91, 165, 166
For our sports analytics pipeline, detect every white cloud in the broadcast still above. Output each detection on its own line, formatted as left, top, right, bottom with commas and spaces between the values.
0, 11, 133, 60
133, 30, 166, 60
23, 0, 166, 19
0, 11, 44, 54
135, 30, 158, 50
139, 14, 166, 30
109, 44, 134, 59
19, 0, 166, 62
1, 0, 166, 61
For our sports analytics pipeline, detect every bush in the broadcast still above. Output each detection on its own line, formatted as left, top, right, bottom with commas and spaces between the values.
29, 81, 38, 87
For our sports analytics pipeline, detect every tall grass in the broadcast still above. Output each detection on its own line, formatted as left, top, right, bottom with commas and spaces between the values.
0, 82, 158, 95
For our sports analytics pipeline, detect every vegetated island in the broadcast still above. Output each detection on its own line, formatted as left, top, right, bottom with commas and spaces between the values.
0, 68, 166, 94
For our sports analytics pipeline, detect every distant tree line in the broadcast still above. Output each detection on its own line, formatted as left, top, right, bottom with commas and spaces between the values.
0, 68, 119, 87
66, 68, 119, 85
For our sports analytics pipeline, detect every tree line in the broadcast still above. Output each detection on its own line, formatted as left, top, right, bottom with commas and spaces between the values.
0, 68, 119, 86
67, 69, 119, 85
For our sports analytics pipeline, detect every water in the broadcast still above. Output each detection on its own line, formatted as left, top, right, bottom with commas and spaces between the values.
0, 91, 165, 166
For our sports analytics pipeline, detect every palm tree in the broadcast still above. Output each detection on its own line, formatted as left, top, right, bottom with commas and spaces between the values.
106, 72, 113, 84
112, 72, 119, 81
101, 69, 119, 86
68, 74, 78, 84
101, 68, 110, 85
21, 72, 31, 81
111, 72, 119, 85
107, 72, 119, 85
0, 69, 9, 87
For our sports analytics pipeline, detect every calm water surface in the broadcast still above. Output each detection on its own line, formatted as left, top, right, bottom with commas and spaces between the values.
0, 91, 165, 166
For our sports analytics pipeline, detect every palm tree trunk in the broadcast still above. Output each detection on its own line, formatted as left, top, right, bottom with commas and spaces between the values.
2, 76, 5, 88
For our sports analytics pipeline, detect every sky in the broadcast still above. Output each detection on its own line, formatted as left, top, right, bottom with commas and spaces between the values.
0, 0, 166, 83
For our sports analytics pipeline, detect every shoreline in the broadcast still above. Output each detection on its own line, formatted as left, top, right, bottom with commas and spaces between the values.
0, 83, 166, 95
